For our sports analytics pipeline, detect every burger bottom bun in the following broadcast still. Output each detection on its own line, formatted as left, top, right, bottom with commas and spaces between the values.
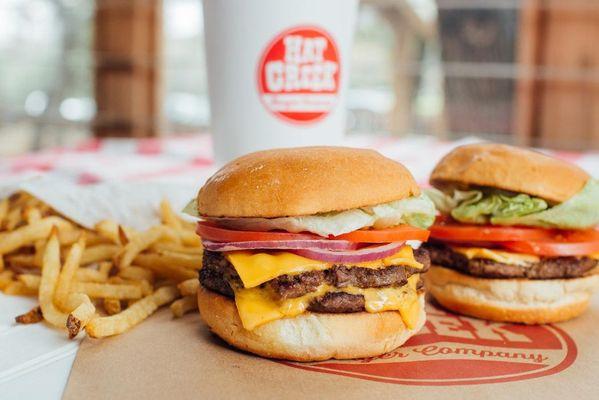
426, 265, 599, 324
197, 287, 426, 362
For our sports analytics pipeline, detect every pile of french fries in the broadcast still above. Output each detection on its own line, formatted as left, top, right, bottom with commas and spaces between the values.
0, 192, 202, 338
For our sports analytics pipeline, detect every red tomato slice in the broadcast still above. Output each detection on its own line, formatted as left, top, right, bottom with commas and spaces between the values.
430, 223, 556, 242
501, 230, 599, 256
197, 222, 430, 243
501, 240, 599, 257
334, 225, 430, 243
196, 222, 318, 242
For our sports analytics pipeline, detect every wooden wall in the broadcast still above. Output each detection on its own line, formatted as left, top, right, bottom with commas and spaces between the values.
93, 0, 162, 138
516, 0, 599, 150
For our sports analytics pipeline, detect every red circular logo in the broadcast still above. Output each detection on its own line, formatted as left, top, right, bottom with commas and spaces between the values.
282, 302, 577, 386
257, 26, 341, 124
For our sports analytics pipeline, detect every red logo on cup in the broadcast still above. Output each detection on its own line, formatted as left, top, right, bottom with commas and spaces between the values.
282, 302, 577, 386
257, 26, 341, 124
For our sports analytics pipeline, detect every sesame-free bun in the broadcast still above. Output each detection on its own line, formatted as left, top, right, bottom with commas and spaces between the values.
426, 266, 599, 324
197, 287, 426, 362
197, 147, 420, 218
430, 143, 590, 204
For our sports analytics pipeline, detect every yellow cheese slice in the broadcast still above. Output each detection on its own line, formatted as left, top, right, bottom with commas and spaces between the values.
226, 245, 422, 289
343, 274, 420, 329
234, 274, 420, 331
451, 246, 540, 266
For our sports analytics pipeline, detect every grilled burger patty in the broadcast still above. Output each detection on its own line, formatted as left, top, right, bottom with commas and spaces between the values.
199, 249, 430, 313
425, 242, 598, 279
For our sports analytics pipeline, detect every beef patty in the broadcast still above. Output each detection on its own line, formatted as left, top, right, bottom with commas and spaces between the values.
199, 248, 429, 313
424, 242, 598, 279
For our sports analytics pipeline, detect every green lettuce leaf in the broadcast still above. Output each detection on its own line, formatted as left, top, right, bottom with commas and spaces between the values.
493, 179, 599, 229
182, 199, 199, 217
184, 194, 436, 236
425, 179, 599, 229
452, 191, 548, 224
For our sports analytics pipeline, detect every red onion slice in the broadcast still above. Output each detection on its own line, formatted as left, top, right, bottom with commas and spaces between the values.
291, 242, 405, 263
202, 239, 359, 252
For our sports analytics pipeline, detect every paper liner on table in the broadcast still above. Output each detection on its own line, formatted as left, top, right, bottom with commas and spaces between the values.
0, 175, 198, 231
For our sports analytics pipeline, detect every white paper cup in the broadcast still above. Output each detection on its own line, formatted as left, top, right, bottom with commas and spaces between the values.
203, 0, 359, 164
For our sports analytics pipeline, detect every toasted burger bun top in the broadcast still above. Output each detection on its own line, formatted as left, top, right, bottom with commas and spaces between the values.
430, 143, 590, 204
197, 146, 420, 218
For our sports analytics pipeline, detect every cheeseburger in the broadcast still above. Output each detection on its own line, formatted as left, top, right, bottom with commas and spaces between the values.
424, 143, 599, 324
188, 147, 436, 361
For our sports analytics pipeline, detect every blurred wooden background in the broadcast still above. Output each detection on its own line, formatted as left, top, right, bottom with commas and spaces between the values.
1, 0, 597, 152
515, 0, 599, 150
91, 0, 598, 150
94, 0, 162, 137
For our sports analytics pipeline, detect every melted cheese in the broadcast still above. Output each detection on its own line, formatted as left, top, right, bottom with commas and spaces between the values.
226, 245, 422, 289
590, 253, 599, 260
234, 274, 420, 331
451, 246, 540, 266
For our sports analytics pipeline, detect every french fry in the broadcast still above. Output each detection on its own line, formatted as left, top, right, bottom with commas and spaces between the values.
132, 254, 198, 282
45, 216, 74, 228
178, 219, 196, 230
116, 225, 142, 245
127, 299, 139, 308
63, 292, 90, 311
86, 286, 178, 338
75, 268, 109, 283
118, 265, 155, 282
58, 229, 82, 246
109, 276, 153, 297
15, 306, 44, 324
5, 206, 22, 230
85, 232, 113, 246
103, 298, 122, 315
0, 255, 4, 271
74, 261, 112, 283
177, 278, 199, 297
178, 229, 202, 247
139, 279, 153, 296
33, 239, 45, 267
151, 241, 203, 255
24, 207, 42, 224
4, 281, 38, 296
54, 237, 86, 310
160, 199, 182, 229
18, 274, 41, 290
118, 225, 130, 245
117, 226, 177, 269
66, 293, 96, 339
6, 254, 39, 269
38, 231, 68, 328
0, 198, 8, 226
159, 226, 182, 244
170, 295, 198, 318
99, 261, 113, 277
0, 217, 72, 255
0, 270, 14, 289
151, 251, 202, 269
80, 244, 120, 265
95, 220, 121, 245
72, 282, 143, 300
10, 192, 32, 207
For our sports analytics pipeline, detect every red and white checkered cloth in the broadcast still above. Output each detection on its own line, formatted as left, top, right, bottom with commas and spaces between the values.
1, 134, 597, 186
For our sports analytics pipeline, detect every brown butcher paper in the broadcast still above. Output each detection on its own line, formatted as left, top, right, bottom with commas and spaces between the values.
63, 297, 599, 400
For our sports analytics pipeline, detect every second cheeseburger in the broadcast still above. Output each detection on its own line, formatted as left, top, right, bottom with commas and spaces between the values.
190, 147, 435, 361
425, 143, 599, 324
